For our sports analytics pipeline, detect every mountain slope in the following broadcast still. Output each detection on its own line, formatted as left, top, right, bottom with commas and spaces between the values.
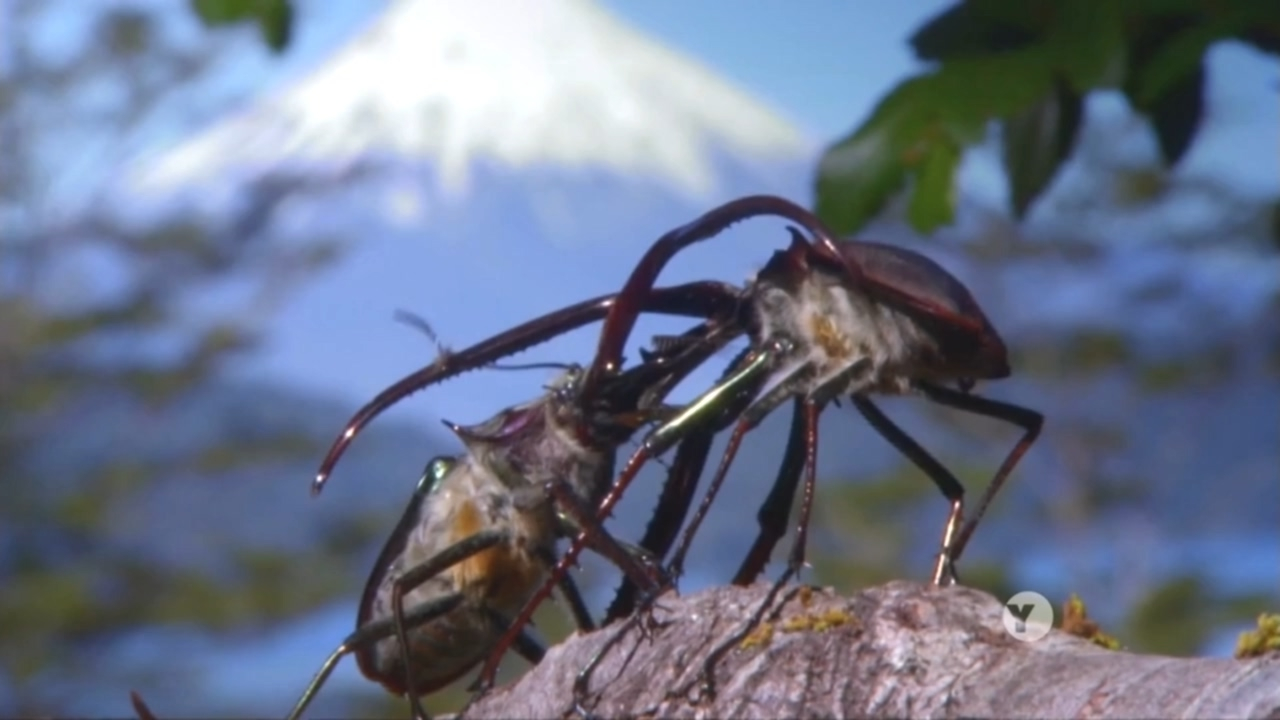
121, 0, 814, 215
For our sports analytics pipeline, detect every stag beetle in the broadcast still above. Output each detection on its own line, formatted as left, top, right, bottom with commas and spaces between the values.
301, 301, 740, 719
470, 198, 1041, 706
127, 317, 733, 720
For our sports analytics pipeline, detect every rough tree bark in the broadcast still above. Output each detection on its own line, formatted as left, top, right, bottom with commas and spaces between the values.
459, 581, 1280, 719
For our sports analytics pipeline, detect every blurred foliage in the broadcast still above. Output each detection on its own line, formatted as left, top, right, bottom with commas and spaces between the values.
814, 0, 1280, 236
1060, 594, 1121, 650
810, 460, 1275, 658
190, 0, 294, 53
809, 461, 1020, 601
1235, 614, 1280, 659
1124, 575, 1277, 656
0, 1, 337, 713
7, 0, 1264, 715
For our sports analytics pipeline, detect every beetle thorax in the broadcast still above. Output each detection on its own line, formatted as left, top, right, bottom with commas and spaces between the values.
751, 267, 937, 401
477, 403, 611, 507
527, 402, 612, 505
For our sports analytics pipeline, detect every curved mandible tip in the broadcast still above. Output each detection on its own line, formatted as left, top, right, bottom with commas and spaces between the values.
129, 691, 160, 720
585, 195, 844, 394
311, 356, 454, 496
309, 292, 633, 496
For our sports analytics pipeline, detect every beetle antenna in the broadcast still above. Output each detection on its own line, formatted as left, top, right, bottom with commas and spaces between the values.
393, 308, 451, 358
394, 309, 569, 374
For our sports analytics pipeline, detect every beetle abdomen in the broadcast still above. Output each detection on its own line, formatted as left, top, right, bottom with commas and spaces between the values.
363, 604, 501, 696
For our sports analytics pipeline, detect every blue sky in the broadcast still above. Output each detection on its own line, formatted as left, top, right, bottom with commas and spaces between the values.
599, 0, 936, 141
192, 0, 1279, 430
157, 0, 988, 441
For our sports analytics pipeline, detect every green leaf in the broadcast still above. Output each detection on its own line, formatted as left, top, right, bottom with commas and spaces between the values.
1122, 17, 1220, 168
189, 0, 294, 54
1002, 75, 1083, 219
907, 134, 960, 233
911, 1, 1123, 89
1127, 3, 1278, 108
1238, 28, 1280, 56
814, 117, 908, 238
1147, 60, 1205, 167
190, 0, 255, 24
259, 0, 293, 53
1119, 5, 1273, 170
819, 1, 1126, 236
1225, 4, 1280, 56
1271, 199, 1280, 251
1044, 2, 1124, 92
909, 3, 974, 60
908, 2, 1039, 61
1129, 23, 1220, 109
816, 52, 1051, 236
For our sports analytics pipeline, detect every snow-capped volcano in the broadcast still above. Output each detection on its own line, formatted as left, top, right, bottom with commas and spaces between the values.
122, 0, 813, 213
104, 0, 823, 437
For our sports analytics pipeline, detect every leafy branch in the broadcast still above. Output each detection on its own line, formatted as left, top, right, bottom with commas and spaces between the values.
814, 0, 1280, 234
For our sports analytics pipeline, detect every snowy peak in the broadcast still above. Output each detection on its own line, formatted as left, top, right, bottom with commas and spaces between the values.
125, 0, 812, 201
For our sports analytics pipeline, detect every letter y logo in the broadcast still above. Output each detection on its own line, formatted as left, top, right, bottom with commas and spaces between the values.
1002, 592, 1053, 641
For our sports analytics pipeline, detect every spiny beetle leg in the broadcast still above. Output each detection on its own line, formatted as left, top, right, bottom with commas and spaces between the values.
572, 588, 673, 716
731, 398, 807, 585
544, 479, 669, 595
679, 402, 820, 703
917, 382, 1044, 566
285, 594, 465, 720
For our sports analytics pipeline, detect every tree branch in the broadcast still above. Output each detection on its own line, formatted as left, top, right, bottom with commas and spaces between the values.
461, 581, 1280, 719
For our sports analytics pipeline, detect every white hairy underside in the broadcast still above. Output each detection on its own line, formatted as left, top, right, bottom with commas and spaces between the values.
750, 269, 932, 404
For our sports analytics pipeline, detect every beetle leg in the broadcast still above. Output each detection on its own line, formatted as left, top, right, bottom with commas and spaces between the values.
544, 479, 669, 595
285, 529, 513, 720
915, 382, 1043, 567
477, 339, 787, 704
852, 395, 967, 585
684, 401, 823, 703
654, 342, 791, 582
603, 320, 747, 624
286, 593, 466, 720
602, 429, 712, 624
389, 529, 511, 720
731, 397, 807, 586
549, 555, 596, 635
